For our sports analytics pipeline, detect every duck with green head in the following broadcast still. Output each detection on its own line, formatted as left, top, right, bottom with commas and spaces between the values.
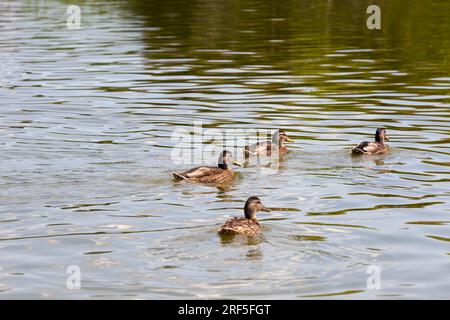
172, 150, 241, 184
351, 128, 390, 155
244, 130, 293, 157
218, 197, 271, 236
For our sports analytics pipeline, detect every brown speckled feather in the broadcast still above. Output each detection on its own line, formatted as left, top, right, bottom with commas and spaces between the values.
245, 141, 274, 156
173, 166, 234, 183
245, 141, 288, 156
218, 217, 261, 236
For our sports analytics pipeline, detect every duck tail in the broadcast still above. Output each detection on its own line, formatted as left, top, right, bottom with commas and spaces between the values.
351, 146, 367, 154
218, 227, 238, 236
172, 173, 188, 180
351, 141, 369, 155
242, 146, 250, 158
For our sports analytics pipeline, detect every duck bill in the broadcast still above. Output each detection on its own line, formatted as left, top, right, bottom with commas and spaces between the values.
260, 206, 271, 212
285, 137, 294, 143
233, 161, 243, 167
385, 136, 390, 141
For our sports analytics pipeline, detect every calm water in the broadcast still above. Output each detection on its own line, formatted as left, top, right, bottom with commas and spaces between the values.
1, 0, 449, 299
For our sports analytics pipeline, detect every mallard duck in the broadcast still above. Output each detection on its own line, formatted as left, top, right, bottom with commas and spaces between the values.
218, 197, 271, 236
244, 130, 293, 157
172, 150, 240, 183
351, 128, 390, 155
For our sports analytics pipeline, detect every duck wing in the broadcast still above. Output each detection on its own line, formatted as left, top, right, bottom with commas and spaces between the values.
173, 166, 223, 180
351, 141, 380, 155
244, 141, 273, 156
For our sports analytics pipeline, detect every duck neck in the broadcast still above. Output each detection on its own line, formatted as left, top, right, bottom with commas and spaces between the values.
244, 206, 256, 219
218, 162, 230, 170
375, 134, 384, 145
272, 134, 282, 147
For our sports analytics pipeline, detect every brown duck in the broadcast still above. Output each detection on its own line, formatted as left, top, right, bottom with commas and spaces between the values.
351, 128, 390, 155
172, 150, 240, 184
244, 130, 293, 157
218, 197, 271, 236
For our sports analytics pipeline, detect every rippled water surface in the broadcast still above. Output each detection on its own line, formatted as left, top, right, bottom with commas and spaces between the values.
1, 0, 449, 299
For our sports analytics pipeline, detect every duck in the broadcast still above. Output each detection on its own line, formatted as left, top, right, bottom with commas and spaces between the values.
243, 130, 293, 157
218, 197, 271, 236
351, 128, 390, 155
172, 150, 240, 184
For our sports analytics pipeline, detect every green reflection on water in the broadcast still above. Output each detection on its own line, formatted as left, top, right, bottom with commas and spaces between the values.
120, 0, 450, 80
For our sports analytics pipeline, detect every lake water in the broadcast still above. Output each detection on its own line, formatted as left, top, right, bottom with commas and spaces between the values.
0, 0, 449, 299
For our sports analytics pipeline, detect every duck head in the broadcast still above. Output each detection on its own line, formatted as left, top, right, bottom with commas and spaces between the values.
244, 196, 271, 219
272, 130, 293, 147
218, 150, 242, 169
375, 128, 389, 143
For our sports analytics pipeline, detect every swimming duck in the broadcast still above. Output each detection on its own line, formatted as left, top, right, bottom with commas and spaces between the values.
351, 128, 390, 155
244, 130, 293, 157
172, 150, 240, 184
218, 197, 271, 236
